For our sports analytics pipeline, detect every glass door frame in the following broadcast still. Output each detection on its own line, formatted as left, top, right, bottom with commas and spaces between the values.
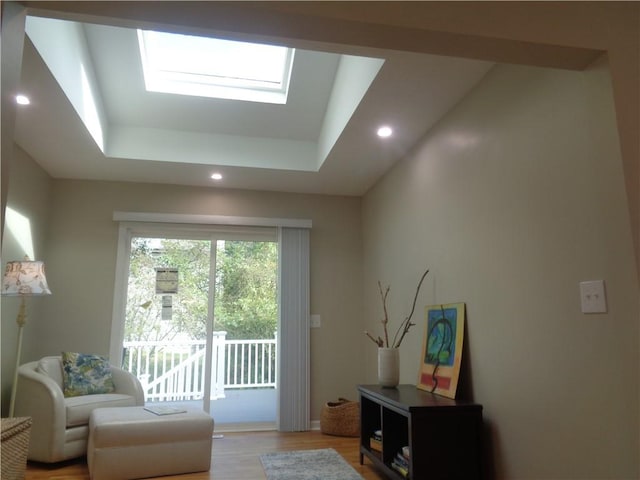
110, 221, 277, 414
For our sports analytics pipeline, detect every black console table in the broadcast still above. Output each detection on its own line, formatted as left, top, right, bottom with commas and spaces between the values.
358, 384, 483, 480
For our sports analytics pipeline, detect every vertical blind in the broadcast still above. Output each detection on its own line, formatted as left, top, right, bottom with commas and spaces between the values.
277, 227, 310, 431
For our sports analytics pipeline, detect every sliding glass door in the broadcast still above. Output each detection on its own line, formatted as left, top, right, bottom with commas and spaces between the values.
113, 224, 278, 428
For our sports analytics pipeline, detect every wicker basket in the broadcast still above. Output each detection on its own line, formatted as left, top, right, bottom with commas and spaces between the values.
1, 416, 32, 480
320, 398, 360, 437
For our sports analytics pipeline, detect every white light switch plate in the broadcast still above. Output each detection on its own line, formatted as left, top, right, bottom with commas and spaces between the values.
580, 280, 607, 314
310, 314, 321, 328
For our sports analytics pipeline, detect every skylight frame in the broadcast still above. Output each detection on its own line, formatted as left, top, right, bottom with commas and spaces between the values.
137, 29, 295, 104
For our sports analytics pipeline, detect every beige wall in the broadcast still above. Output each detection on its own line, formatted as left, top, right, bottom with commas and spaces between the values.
0, 146, 52, 414
33, 180, 362, 420
362, 60, 638, 477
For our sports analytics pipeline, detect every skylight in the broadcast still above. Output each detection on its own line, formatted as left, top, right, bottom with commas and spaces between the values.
137, 30, 295, 104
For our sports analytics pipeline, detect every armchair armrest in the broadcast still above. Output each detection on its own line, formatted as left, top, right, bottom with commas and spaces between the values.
111, 367, 145, 405
13, 362, 67, 462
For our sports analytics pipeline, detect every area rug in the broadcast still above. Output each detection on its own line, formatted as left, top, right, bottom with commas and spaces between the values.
260, 448, 364, 480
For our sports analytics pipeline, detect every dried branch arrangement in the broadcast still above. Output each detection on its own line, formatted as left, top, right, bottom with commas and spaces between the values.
365, 269, 430, 349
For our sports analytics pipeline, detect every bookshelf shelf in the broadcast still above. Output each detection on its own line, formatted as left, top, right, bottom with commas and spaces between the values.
358, 384, 483, 480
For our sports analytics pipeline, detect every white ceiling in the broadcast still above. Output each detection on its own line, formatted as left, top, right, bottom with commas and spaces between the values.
14, 15, 493, 196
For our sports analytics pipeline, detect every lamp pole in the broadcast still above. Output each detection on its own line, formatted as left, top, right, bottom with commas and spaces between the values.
9, 296, 27, 417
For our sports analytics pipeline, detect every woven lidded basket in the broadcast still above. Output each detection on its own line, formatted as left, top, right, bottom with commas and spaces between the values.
320, 398, 360, 437
1, 416, 32, 480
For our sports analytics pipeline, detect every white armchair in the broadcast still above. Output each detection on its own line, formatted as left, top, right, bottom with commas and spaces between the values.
14, 356, 144, 463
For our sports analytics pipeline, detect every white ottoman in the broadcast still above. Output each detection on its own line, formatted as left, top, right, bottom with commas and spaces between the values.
88, 406, 214, 480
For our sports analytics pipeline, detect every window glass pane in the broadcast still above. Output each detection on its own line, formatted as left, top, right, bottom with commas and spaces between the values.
138, 30, 294, 103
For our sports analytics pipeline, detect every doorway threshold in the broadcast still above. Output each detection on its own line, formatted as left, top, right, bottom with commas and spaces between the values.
215, 421, 277, 433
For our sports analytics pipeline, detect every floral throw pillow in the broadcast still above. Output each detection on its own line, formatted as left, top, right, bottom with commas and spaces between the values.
62, 352, 115, 397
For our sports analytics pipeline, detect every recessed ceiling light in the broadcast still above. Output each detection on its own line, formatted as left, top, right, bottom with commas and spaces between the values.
377, 126, 392, 138
15, 94, 30, 105
211, 173, 223, 180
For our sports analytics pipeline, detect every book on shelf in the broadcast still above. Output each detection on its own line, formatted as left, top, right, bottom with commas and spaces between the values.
143, 405, 187, 416
394, 452, 409, 469
369, 437, 382, 452
391, 459, 409, 478
369, 429, 383, 451
390, 447, 410, 478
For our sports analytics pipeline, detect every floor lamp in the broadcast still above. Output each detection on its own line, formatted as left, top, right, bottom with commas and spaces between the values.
2, 258, 52, 417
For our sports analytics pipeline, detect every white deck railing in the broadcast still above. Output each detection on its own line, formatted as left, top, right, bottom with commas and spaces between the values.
122, 333, 277, 401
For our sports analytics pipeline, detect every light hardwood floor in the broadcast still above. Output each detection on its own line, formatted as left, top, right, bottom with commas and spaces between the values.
25, 430, 386, 480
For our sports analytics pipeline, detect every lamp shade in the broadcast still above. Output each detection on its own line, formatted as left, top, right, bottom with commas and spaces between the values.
2, 260, 51, 296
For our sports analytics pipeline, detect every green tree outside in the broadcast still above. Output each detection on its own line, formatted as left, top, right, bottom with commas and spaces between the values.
215, 240, 278, 340
125, 237, 277, 342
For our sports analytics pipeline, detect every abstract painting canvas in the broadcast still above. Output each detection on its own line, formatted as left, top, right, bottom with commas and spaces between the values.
417, 303, 465, 399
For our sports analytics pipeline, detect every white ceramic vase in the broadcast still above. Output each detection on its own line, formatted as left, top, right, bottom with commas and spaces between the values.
378, 347, 399, 388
